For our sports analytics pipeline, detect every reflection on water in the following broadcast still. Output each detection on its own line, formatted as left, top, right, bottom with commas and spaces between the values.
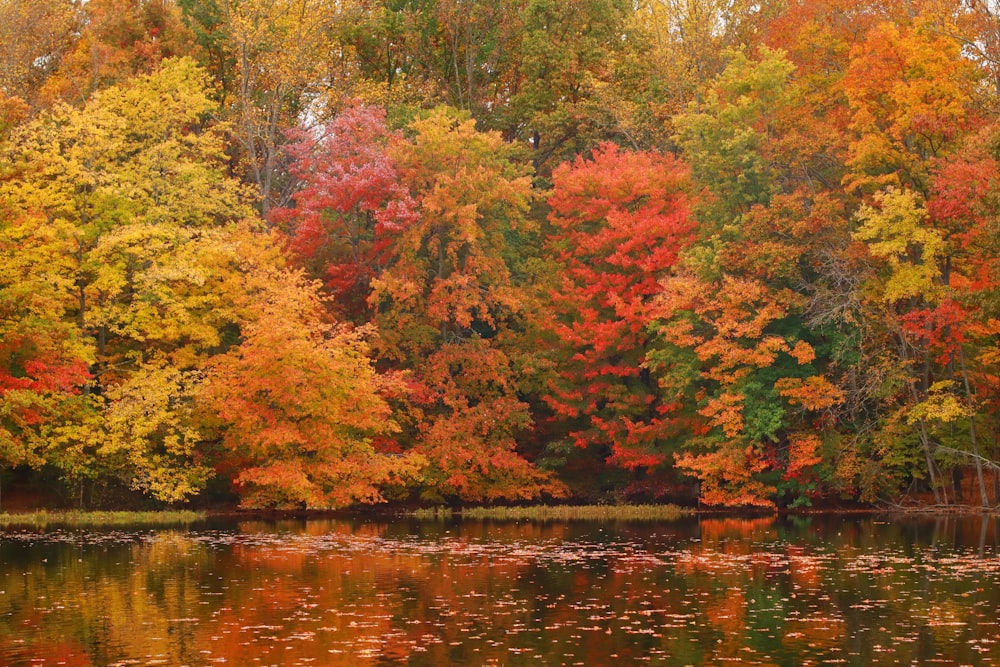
2, 515, 1000, 666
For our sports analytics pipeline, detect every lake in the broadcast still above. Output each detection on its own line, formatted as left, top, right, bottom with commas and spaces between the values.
2, 514, 999, 666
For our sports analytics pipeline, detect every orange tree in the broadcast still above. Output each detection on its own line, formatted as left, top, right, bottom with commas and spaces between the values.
199, 262, 424, 509
371, 107, 563, 501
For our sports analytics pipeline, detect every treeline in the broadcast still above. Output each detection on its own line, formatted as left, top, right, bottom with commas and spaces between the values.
3, 0, 1000, 509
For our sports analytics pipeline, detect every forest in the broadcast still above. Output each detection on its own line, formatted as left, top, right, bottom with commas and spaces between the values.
3, 0, 1000, 510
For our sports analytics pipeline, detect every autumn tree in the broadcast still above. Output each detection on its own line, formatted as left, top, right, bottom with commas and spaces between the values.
179, 0, 340, 213
271, 104, 417, 321
432, 0, 524, 119
540, 144, 696, 492
0, 58, 251, 502
850, 173, 999, 505
0, 0, 76, 109
503, 0, 639, 173
370, 107, 562, 501
925, 135, 1000, 502
839, 9, 992, 504
650, 47, 851, 507
38, 0, 197, 106
200, 262, 424, 509
841, 11, 978, 194
650, 265, 844, 506
628, 0, 777, 145
328, 0, 442, 111
0, 205, 93, 484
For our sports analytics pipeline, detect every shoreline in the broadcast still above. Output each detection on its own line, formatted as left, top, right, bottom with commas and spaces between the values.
4, 502, 1000, 527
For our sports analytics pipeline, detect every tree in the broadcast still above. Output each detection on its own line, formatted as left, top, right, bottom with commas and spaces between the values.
541, 143, 696, 484
650, 266, 843, 506
372, 107, 562, 501
672, 47, 799, 222
926, 135, 1000, 501
200, 265, 424, 509
651, 47, 849, 506
0, 0, 76, 109
184, 0, 340, 213
272, 104, 417, 321
629, 0, 776, 144
0, 206, 93, 481
841, 15, 978, 194
38, 0, 197, 106
433, 0, 524, 119
503, 0, 636, 173
839, 11, 990, 504
329, 0, 441, 110
1, 58, 251, 502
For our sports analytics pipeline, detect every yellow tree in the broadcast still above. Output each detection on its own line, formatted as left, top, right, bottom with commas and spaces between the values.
0, 205, 93, 494
1, 58, 251, 502
843, 8, 990, 504
629, 0, 774, 136
842, 14, 978, 194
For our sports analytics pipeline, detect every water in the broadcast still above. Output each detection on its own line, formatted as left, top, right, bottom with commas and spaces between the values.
1, 515, 999, 666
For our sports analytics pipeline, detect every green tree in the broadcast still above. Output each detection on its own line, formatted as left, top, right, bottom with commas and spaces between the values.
652, 47, 849, 506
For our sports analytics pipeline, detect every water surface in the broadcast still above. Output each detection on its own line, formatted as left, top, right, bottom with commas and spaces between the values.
2, 514, 999, 666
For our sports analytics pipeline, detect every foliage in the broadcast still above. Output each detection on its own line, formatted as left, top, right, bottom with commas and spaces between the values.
0, 207, 93, 472
272, 104, 417, 321
542, 143, 696, 472
0, 0, 76, 108
0, 58, 249, 502
372, 107, 563, 502
200, 266, 424, 509
37, 0, 196, 106
2, 0, 1000, 510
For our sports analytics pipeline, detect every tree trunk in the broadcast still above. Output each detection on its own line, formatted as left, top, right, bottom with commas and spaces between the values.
959, 347, 989, 506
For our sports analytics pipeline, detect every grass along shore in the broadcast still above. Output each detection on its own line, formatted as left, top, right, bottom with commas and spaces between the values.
410, 504, 692, 521
0, 505, 692, 527
0, 510, 206, 527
